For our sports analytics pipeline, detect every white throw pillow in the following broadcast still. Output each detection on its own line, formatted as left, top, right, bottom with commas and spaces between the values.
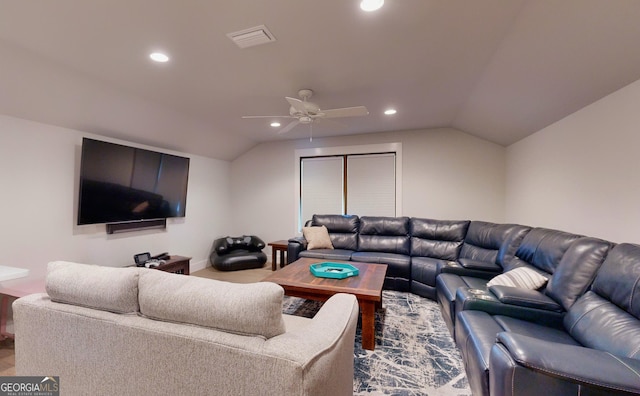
487, 267, 548, 290
302, 225, 334, 250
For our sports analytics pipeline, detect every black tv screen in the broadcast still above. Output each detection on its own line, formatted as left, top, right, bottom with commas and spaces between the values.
77, 138, 190, 225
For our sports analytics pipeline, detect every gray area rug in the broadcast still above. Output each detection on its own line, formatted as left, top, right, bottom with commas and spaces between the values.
282, 290, 472, 396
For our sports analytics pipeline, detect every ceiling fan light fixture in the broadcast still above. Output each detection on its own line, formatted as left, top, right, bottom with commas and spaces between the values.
384, 109, 397, 115
360, 0, 384, 12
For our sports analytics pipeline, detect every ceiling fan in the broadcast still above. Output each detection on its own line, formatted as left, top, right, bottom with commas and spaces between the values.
242, 89, 369, 135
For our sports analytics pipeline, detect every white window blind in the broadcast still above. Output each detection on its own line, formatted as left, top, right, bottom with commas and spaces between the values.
300, 157, 344, 224
346, 153, 396, 216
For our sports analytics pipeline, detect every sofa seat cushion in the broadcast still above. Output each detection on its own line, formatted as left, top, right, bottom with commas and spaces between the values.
351, 252, 410, 278
138, 270, 286, 339
492, 315, 580, 345
46, 261, 140, 314
299, 249, 354, 261
455, 310, 579, 396
411, 257, 445, 287
351, 252, 409, 266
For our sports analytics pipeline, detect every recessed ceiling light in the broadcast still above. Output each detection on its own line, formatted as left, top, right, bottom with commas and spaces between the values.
360, 0, 384, 12
270, 122, 281, 127
149, 52, 169, 63
384, 109, 397, 115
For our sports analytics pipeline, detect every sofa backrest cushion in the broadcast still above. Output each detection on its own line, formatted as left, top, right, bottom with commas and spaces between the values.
565, 243, 640, 358
358, 216, 410, 255
311, 214, 359, 250
591, 243, 640, 319
409, 218, 469, 260
459, 222, 530, 267
545, 237, 611, 310
138, 270, 286, 339
508, 228, 582, 274
46, 261, 140, 314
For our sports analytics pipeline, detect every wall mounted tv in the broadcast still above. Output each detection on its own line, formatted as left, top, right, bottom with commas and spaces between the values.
77, 138, 190, 226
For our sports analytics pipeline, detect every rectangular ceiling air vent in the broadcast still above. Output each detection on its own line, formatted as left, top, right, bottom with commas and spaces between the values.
227, 25, 276, 49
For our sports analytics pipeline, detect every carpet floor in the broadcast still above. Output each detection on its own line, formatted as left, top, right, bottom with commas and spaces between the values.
282, 290, 472, 396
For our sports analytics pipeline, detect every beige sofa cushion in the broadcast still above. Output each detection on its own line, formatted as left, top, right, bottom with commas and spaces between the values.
46, 261, 140, 313
138, 270, 286, 339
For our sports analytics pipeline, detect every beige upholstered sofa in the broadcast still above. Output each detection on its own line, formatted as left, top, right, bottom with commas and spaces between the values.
14, 262, 359, 396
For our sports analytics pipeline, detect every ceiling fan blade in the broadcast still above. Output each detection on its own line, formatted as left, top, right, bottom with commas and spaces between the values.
241, 115, 293, 119
321, 106, 369, 118
315, 117, 346, 129
286, 97, 309, 115
277, 120, 300, 135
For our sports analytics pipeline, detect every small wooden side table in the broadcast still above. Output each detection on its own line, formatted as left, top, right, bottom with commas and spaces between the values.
155, 255, 191, 275
268, 240, 289, 271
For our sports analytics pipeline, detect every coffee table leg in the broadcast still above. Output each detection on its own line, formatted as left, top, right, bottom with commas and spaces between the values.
271, 250, 277, 271
360, 301, 376, 350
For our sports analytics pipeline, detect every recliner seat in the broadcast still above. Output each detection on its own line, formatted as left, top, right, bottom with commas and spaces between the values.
294, 214, 360, 261
435, 221, 531, 335
350, 216, 412, 291
409, 218, 470, 300
454, 236, 612, 396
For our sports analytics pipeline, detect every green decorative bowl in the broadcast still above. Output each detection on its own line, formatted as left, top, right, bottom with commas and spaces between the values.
310, 262, 359, 279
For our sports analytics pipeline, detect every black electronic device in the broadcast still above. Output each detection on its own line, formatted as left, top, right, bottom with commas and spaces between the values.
151, 252, 170, 260
134, 252, 152, 267
77, 138, 190, 226
134, 252, 169, 267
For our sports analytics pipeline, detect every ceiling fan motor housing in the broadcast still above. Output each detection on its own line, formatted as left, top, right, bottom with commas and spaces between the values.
289, 101, 321, 117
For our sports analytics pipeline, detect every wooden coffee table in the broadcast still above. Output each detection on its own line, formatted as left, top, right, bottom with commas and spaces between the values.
262, 257, 388, 350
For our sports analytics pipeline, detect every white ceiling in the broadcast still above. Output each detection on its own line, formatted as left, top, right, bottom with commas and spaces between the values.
2, 0, 640, 160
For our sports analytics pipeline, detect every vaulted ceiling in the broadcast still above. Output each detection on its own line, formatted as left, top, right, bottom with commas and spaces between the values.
2, 0, 640, 160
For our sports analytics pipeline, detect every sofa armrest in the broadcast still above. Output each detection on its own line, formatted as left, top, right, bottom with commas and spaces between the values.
489, 285, 563, 312
492, 332, 640, 395
458, 258, 502, 272
267, 293, 359, 355
287, 237, 308, 264
265, 293, 359, 396
455, 288, 565, 328
213, 237, 231, 255
439, 260, 501, 280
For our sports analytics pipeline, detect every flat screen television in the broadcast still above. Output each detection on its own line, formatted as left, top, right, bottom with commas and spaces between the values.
77, 138, 190, 225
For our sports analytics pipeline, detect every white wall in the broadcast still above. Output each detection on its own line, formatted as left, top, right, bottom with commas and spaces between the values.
506, 78, 640, 243
0, 115, 231, 283
230, 128, 506, 244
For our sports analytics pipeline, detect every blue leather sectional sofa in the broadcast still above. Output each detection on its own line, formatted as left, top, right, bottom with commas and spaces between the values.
287, 214, 640, 396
